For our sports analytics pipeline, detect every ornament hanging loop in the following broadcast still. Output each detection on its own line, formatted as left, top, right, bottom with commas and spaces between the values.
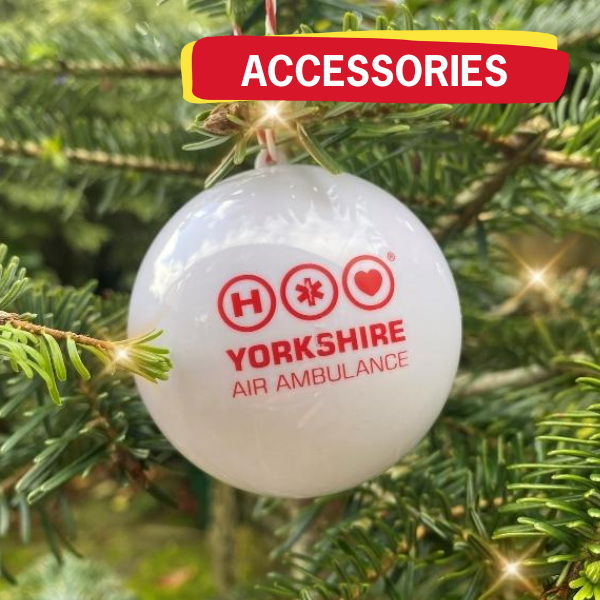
255, 146, 287, 169
229, 0, 280, 165
265, 0, 276, 35
255, 0, 279, 164
255, 128, 285, 168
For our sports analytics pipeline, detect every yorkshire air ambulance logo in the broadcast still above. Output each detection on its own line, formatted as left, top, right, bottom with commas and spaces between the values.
217, 255, 395, 333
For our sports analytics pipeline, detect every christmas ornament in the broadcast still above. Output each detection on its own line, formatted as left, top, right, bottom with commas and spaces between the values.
128, 163, 461, 498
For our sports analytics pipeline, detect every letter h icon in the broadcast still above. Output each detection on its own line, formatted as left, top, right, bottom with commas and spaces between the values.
231, 289, 263, 317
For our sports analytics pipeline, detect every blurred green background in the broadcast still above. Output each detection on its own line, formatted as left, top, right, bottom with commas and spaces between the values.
0, 0, 201, 292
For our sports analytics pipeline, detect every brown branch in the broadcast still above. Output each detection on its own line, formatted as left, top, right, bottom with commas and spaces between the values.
0, 310, 114, 351
326, 106, 597, 173
0, 138, 201, 178
436, 133, 546, 243
559, 27, 600, 49
78, 380, 172, 502
467, 122, 596, 171
0, 57, 180, 79
0, 381, 165, 503
453, 365, 550, 399
530, 149, 594, 170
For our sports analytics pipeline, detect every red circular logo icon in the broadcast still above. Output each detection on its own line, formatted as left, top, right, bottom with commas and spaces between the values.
342, 255, 395, 310
218, 274, 276, 332
280, 263, 338, 321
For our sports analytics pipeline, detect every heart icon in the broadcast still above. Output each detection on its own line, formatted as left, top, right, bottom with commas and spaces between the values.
354, 270, 382, 296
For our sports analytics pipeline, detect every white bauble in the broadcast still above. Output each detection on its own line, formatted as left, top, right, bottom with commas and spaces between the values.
128, 164, 461, 498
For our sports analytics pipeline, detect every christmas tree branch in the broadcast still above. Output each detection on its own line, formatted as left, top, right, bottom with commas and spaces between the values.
0, 245, 171, 404
0, 57, 180, 79
525, 0, 600, 50
436, 133, 546, 243
264, 361, 592, 600
466, 121, 598, 172
452, 365, 550, 399
0, 137, 201, 178
199, 102, 598, 191
0, 378, 173, 507
493, 367, 600, 598
528, 149, 595, 170
0, 313, 171, 403
0, 310, 114, 351
323, 104, 598, 171
317, 495, 510, 600
76, 380, 177, 507
560, 25, 600, 47
0, 243, 177, 517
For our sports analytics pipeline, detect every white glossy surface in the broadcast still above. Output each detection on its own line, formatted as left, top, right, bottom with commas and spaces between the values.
128, 165, 461, 497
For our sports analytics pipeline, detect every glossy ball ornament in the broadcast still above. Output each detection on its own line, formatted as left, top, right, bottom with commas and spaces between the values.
128, 164, 461, 498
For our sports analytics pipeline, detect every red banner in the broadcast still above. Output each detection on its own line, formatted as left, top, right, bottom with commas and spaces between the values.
190, 36, 568, 104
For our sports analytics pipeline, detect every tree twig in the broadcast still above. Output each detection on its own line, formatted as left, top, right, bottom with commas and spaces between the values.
0, 310, 114, 351
452, 365, 549, 399
0, 58, 180, 79
559, 27, 600, 49
467, 122, 596, 171
436, 133, 546, 243
0, 138, 201, 178
325, 106, 598, 173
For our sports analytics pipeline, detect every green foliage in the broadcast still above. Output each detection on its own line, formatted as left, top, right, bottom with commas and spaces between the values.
0, 244, 171, 403
0, 554, 138, 600
0, 242, 175, 577
0, 245, 28, 308
493, 366, 600, 589
249, 366, 598, 600
570, 559, 600, 600
0, 0, 202, 289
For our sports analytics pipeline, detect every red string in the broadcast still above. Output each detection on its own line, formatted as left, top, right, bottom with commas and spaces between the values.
232, 1, 277, 163
265, 0, 277, 36
261, 0, 277, 163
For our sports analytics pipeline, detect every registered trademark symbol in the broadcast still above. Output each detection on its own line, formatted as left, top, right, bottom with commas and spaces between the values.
387, 251, 396, 262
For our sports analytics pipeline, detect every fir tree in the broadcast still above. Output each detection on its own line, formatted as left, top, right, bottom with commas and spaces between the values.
0, 0, 599, 599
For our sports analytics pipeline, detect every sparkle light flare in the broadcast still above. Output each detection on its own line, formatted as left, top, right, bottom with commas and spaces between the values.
257, 101, 293, 131
265, 103, 280, 119
115, 347, 130, 362
528, 269, 545, 285
504, 561, 521, 577
249, 101, 295, 157
505, 235, 579, 303
480, 548, 541, 598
